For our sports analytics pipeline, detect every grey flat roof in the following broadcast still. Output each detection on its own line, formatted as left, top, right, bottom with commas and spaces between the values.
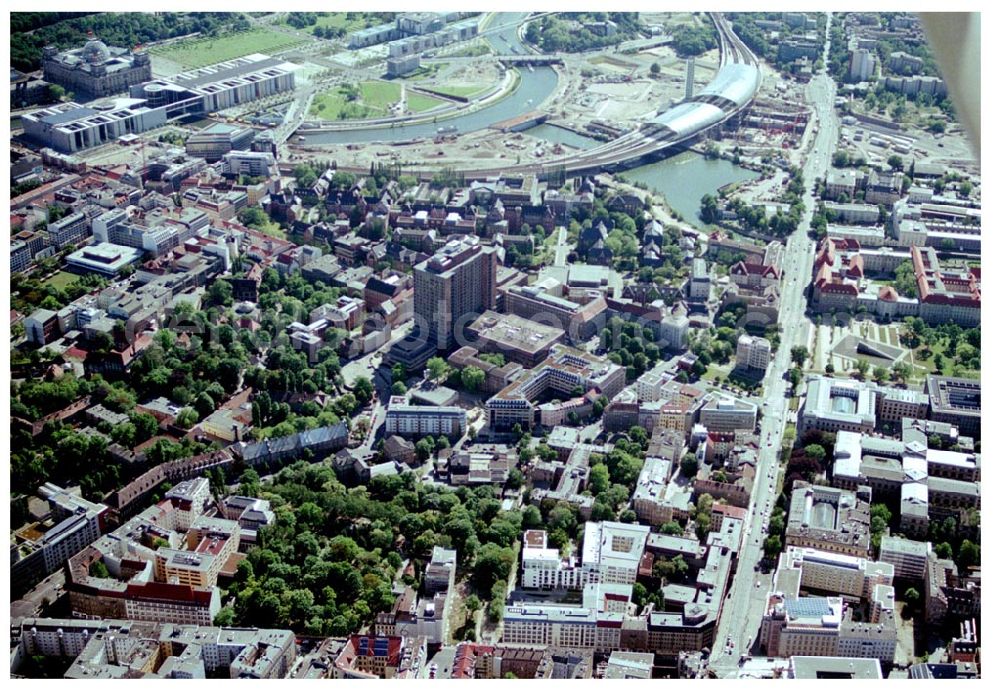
172, 56, 286, 90
41, 107, 97, 125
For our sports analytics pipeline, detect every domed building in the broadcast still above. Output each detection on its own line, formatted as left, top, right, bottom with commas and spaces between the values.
42, 31, 152, 99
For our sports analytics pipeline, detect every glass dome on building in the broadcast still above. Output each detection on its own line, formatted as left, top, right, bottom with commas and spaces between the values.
82, 38, 111, 64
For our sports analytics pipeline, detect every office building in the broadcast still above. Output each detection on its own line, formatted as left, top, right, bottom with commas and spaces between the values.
789, 655, 883, 679
47, 210, 90, 249
878, 536, 930, 583
11, 483, 108, 596
778, 547, 894, 601
521, 530, 584, 590
186, 122, 255, 162
466, 311, 565, 367
486, 345, 626, 430
785, 483, 872, 558
221, 150, 276, 177
65, 242, 144, 277
425, 547, 458, 593
384, 395, 467, 437
413, 236, 497, 351
689, 258, 710, 300
799, 376, 878, 435
334, 634, 426, 679
698, 394, 758, 432
25, 54, 294, 153
849, 47, 877, 82
42, 34, 152, 98
925, 375, 980, 437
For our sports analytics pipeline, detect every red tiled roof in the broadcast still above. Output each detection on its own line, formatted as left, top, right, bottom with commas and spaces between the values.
125, 581, 213, 603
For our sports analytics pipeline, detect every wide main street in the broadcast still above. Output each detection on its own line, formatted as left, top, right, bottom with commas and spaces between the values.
708, 14, 837, 676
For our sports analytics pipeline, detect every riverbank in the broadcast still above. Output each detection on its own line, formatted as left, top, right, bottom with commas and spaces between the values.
297, 68, 521, 135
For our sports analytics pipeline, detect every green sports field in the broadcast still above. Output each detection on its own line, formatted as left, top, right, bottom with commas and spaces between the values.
151, 28, 309, 69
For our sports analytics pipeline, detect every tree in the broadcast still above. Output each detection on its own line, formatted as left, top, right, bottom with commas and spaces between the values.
391, 362, 407, 384
460, 366, 486, 393
239, 206, 269, 228
589, 464, 610, 495
505, 468, 525, 491
803, 444, 826, 462
700, 194, 719, 224
791, 345, 809, 367
887, 155, 904, 172
933, 542, 953, 559
391, 381, 407, 396
872, 366, 890, 384
789, 366, 802, 393
660, 521, 684, 536
680, 453, 699, 478
294, 163, 318, 189
238, 468, 261, 497
763, 535, 783, 558
426, 357, 448, 381
904, 587, 920, 607
650, 62, 661, 76
414, 436, 434, 463
695, 513, 711, 541
90, 560, 110, 579
957, 539, 980, 569
175, 407, 199, 430
353, 376, 374, 404
855, 358, 870, 379
472, 543, 516, 594
522, 505, 543, 530
825, 362, 835, 375
48, 84, 66, 102
891, 362, 912, 384
214, 607, 236, 626
435, 435, 450, 453
205, 278, 233, 307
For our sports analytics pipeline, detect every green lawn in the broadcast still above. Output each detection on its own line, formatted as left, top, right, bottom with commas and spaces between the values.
309, 81, 401, 120
151, 28, 309, 69
45, 270, 81, 292
359, 81, 401, 110
702, 363, 732, 384
248, 220, 286, 239
406, 92, 446, 113
284, 13, 367, 32
910, 338, 980, 381
430, 83, 490, 99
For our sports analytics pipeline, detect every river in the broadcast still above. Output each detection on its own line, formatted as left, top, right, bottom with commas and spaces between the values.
522, 123, 758, 227
302, 13, 559, 146
622, 151, 759, 227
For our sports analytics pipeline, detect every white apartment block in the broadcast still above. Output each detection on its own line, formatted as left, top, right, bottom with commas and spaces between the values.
736, 334, 771, 371
579, 521, 650, 586
502, 605, 622, 651
635, 361, 676, 402
698, 394, 758, 432
835, 622, 896, 663
521, 530, 583, 590
385, 396, 467, 437
779, 547, 894, 601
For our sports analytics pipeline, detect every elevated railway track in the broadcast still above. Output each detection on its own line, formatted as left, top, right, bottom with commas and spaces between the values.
332, 13, 762, 181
